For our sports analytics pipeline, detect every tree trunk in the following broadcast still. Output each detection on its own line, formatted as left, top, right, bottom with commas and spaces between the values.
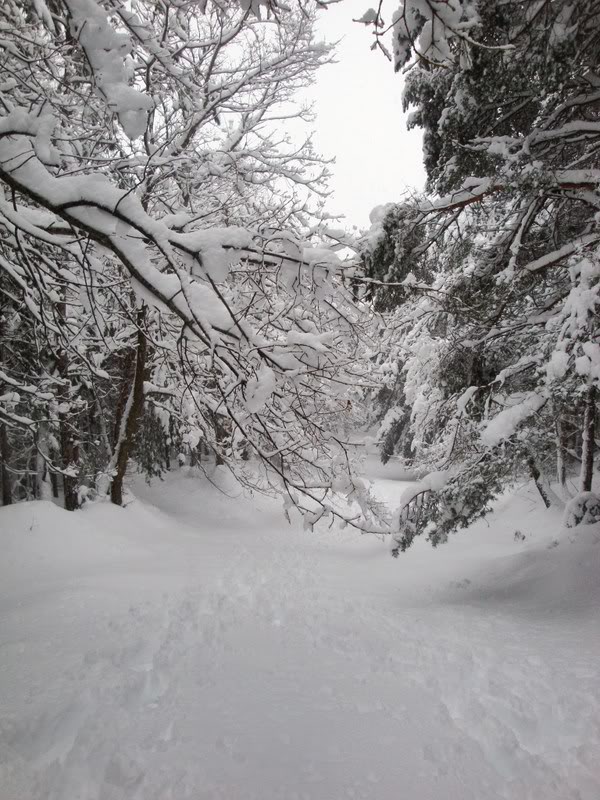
47, 441, 59, 498
56, 292, 79, 511
580, 384, 596, 493
212, 412, 226, 466
526, 452, 552, 509
0, 311, 12, 505
36, 422, 53, 500
555, 414, 568, 496
110, 308, 147, 506
60, 418, 79, 511
50, 468, 59, 498
0, 422, 12, 506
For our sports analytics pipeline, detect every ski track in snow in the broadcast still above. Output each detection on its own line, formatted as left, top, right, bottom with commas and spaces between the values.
1, 470, 600, 799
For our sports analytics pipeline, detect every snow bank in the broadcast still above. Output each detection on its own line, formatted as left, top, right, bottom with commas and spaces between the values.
438, 493, 600, 616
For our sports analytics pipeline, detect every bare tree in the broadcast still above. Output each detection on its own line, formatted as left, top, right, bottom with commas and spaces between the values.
0, 0, 387, 531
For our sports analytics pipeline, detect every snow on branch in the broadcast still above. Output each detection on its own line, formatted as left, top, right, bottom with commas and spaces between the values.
64, 0, 154, 139
481, 392, 548, 449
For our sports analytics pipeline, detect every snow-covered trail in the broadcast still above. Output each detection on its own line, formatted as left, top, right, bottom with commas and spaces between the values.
1, 470, 600, 800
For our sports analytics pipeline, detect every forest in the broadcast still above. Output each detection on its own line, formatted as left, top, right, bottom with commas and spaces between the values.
2, 0, 600, 542
1, 2, 600, 799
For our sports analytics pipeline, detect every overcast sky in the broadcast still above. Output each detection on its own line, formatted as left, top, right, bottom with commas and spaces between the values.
306, 0, 425, 230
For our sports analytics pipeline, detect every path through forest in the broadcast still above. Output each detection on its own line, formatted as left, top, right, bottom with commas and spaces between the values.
1, 468, 599, 799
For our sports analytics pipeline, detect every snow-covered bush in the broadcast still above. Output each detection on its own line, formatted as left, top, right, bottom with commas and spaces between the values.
564, 493, 600, 529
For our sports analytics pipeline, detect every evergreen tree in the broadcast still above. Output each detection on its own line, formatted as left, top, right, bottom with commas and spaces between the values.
362, 0, 600, 547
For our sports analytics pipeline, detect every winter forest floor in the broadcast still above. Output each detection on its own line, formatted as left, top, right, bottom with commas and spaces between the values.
1, 463, 600, 800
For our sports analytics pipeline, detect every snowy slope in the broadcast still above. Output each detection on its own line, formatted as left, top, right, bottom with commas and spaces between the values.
1, 468, 599, 800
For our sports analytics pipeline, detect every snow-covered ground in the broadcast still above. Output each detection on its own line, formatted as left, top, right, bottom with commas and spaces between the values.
1, 466, 599, 800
